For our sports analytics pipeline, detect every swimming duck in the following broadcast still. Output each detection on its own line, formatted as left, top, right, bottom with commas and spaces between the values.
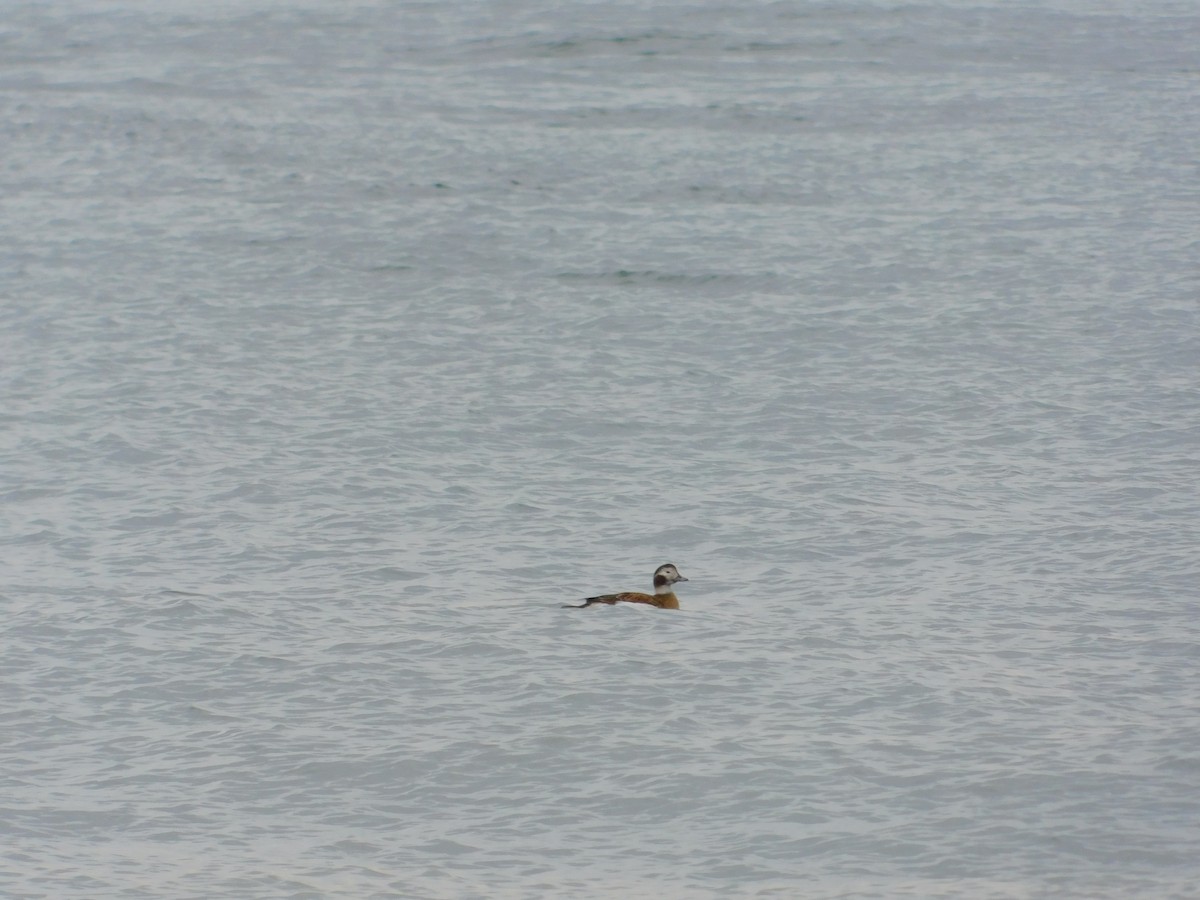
562, 563, 688, 610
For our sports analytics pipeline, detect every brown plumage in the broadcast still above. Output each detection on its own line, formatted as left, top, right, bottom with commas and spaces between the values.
562, 563, 688, 610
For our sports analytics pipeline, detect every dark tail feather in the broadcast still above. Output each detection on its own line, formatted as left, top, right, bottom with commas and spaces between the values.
562, 595, 614, 608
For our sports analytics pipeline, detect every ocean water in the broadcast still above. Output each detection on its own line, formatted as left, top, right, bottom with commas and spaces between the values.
3, 1, 1199, 897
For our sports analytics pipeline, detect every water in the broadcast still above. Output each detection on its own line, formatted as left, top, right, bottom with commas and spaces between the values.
3, 1, 1199, 897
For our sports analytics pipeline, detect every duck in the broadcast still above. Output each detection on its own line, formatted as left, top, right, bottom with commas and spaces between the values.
562, 563, 688, 610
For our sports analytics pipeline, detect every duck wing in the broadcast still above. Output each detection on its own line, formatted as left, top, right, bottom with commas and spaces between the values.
561, 591, 658, 609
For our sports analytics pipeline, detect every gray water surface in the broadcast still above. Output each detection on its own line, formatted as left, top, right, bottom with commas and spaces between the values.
3, 1, 1199, 898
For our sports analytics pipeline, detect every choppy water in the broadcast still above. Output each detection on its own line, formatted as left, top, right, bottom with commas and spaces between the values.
3, 1, 1199, 898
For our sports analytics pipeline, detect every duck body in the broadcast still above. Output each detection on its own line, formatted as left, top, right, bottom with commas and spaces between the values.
562, 563, 688, 610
